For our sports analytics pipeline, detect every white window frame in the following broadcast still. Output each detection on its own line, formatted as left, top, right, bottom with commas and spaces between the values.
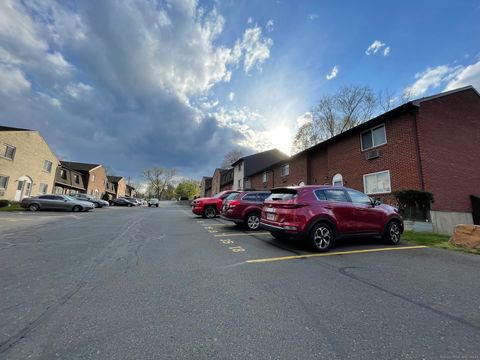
332, 173, 343, 186
262, 172, 268, 183
39, 183, 48, 194
361, 124, 387, 151
281, 164, 289, 176
363, 170, 391, 195
0, 175, 9, 189
1, 143, 16, 160
43, 160, 53, 173
92, 175, 96, 182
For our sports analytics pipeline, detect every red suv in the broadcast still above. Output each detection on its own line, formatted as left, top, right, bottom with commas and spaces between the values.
221, 190, 271, 230
260, 186, 403, 252
191, 190, 238, 218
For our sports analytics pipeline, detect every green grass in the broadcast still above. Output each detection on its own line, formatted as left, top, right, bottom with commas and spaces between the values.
402, 230, 479, 254
0, 203, 25, 212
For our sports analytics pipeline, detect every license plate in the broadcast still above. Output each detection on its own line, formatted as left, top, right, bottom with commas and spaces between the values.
266, 213, 275, 221
265, 207, 276, 213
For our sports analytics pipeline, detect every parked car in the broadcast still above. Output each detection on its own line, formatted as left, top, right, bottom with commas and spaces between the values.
124, 197, 142, 206
260, 186, 404, 252
191, 190, 238, 218
221, 190, 271, 230
20, 195, 95, 212
71, 193, 109, 208
148, 198, 159, 207
112, 198, 136, 207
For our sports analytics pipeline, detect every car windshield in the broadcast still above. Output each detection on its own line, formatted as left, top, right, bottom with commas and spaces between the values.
63, 195, 76, 201
212, 192, 225, 198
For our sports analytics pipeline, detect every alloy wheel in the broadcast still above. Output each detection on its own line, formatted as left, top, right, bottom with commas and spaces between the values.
205, 207, 216, 218
247, 215, 260, 230
390, 223, 400, 244
313, 226, 331, 250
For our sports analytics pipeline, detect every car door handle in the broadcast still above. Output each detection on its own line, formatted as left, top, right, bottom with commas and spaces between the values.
324, 206, 333, 210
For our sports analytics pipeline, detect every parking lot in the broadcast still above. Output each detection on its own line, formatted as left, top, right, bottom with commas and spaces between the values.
1, 203, 480, 359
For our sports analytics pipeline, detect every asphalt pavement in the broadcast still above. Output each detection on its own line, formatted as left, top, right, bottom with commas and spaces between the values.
1, 203, 479, 359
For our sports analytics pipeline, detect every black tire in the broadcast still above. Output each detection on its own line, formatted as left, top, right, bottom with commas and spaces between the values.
94, 202, 99, 208
72, 205, 82, 212
203, 206, 216, 219
309, 222, 334, 252
384, 220, 401, 245
148, 204, 151, 207
29, 203, 40, 212
156, 204, 159, 208
270, 231, 289, 240
127, 203, 132, 207
245, 213, 260, 231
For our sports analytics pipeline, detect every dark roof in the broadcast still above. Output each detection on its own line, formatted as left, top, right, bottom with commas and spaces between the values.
60, 161, 101, 172
0, 125, 32, 131
232, 149, 289, 177
107, 175, 123, 183
411, 85, 478, 106
220, 168, 234, 186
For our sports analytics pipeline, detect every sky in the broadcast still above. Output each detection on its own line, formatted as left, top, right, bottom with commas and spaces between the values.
0, 0, 479, 180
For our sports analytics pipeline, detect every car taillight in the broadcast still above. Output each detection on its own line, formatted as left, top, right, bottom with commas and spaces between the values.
229, 200, 240, 209
279, 203, 306, 209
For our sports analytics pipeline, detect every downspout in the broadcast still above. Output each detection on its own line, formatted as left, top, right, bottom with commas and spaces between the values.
405, 105, 425, 191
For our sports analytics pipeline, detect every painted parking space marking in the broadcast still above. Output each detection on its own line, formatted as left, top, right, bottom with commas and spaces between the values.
219, 238, 246, 253
245, 246, 428, 264
213, 232, 270, 237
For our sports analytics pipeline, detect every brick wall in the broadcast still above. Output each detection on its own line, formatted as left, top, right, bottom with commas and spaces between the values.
116, 178, 126, 198
86, 166, 107, 198
416, 89, 480, 212
211, 169, 222, 194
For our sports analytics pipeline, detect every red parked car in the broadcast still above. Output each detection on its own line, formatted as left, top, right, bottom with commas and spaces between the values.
260, 186, 403, 252
221, 190, 271, 230
191, 190, 238, 218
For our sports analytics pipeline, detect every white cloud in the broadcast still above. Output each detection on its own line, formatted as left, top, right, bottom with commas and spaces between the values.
266, 19, 274, 32
444, 61, 480, 91
65, 82, 93, 98
297, 112, 312, 126
0, 64, 30, 95
228, 92, 235, 101
383, 46, 390, 56
326, 65, 339, 80
365, 40, 389, 55
404, 65, 460, 97
308, 13, 319, 20
236, 26, 274, 73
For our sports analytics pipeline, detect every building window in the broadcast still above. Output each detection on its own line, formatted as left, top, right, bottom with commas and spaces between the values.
281, 164, 289, 176
60, 169, 67, 179
74, 174, 80, 184
262, 172, 268, 183
0, 175, 9, 189
332, 173, 343, 186
1, 144, 16, 160
361, 124, 386, 150
39, 183, 48, 194
92, 175, 95, 182
363, 170, 391, 195
43, 160, 53, 173
237, 179, 241, 189
238, 162, 242, 171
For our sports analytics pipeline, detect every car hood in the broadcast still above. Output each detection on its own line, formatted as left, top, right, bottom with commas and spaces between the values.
193, 197, 217, 203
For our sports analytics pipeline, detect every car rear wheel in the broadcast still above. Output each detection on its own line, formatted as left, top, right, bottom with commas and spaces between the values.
29, 203, 39, 212
245, 213, 260, 230
127, 203, 132, 207
204, 206, 216, 219
384, 220, 401, 245
94, 202, 99, 208
309, 223, 334, 252
72, 205, 82, 212
156, 204, 159, 208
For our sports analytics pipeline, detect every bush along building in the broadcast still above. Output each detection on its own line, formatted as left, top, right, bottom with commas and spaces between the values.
246, 86, 480, 234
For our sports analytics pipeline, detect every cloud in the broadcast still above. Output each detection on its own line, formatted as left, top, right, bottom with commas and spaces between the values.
365, 40, 390, 56
296, 112, 312, 126
266, 19, 274, 32
308, 13, 319, 20
326, 65, 339, 80
228, 92, 235, 101
444, 61, 480, 91
0, 0, 275, 179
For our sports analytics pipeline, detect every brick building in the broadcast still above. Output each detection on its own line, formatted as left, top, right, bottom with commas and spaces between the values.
0, 126, 59, 201
61, 161, 108, 198
248, 86, 480, 234
199, 176, 212, 197
220, 168, 234, 191
107, 176, 126, 198
54, 163, 87, 195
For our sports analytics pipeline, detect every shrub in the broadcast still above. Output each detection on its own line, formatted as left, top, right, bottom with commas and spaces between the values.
0, 200, 9, 208
393, 190, 434, 220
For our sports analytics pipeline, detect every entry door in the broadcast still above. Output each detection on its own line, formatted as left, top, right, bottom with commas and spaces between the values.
14, 181, 25, 201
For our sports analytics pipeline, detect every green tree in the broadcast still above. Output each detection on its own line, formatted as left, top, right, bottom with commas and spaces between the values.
175, 180, 200, 200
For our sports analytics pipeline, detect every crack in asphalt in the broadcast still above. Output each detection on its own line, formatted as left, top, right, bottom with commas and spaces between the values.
337, 266, 480, 332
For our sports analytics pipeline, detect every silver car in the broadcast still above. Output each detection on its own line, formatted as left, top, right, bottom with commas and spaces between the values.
71, 193, 109, 208
21, 195, 95, 212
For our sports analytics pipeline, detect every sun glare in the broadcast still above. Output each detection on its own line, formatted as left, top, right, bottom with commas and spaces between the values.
267, 126, 292, 155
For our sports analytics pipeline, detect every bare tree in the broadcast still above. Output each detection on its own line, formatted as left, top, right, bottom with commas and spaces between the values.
142, 167, 177, 199
292, 85, 377, 153
221, 148, 244, 168
378, 88, 398, 112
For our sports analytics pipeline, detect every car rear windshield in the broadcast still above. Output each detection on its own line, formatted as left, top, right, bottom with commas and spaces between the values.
225, 192, 240, 200
266, 189, 298, 201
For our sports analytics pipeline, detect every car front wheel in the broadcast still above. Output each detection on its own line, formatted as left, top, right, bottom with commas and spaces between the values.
203, 206, 216, 219
309, 223, 334, 252
72, 205, 82, 212
384, 220, 401, 245
29, 203, 40, 212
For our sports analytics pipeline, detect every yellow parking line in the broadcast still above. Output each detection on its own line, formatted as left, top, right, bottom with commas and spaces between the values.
245, 246, 428, 264
214, 232, 271, 237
